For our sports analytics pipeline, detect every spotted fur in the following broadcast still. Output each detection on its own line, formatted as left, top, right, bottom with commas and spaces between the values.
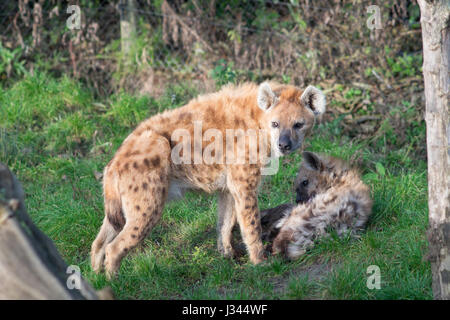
90, 82, 325, 277
265, 152, 372, 259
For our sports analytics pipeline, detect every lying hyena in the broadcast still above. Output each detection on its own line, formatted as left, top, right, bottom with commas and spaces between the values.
261, 152, 372, 259
91, 82, 326, 277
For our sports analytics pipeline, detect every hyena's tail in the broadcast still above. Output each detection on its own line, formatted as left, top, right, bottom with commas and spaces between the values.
103, 164, 126, 232
104, 197, 125, 232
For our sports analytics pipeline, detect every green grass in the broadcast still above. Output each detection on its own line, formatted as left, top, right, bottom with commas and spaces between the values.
0, 73, 431, 299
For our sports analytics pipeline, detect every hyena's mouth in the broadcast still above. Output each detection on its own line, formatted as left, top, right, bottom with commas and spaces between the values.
307, 192, 316, 203
278, 143, 300, 156
281, 147, 292, 155
296, 191, 316, 204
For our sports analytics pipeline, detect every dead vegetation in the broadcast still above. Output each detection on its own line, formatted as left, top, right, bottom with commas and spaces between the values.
0, 0, 425, 157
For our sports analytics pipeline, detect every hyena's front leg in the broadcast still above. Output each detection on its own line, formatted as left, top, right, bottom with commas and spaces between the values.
217, 191, 237, 258
228, 166, 265, 264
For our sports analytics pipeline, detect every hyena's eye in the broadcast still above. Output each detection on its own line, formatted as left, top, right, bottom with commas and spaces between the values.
272, 121, 279, 128
302, 179, 309, 186
293, 122, 304, 129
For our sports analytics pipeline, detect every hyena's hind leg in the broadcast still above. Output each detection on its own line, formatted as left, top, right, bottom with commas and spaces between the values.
103, 169, 169, 278
91, 173, 123, 273
103, 133, 171, 278
91, 216, 119, 273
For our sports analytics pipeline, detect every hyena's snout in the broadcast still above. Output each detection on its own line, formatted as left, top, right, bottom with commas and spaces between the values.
296, 192, 308, 204
278, 129, 305, 155
278, 130, 294, 154
296, 189, 315, 204
278, 135, 292, 153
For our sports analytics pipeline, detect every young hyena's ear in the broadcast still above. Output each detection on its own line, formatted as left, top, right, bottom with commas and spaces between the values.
300, 85, 326, 116
257, 82, 278, 111
302, 151, 323, 171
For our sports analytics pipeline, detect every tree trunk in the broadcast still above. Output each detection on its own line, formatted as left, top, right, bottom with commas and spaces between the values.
0, 163, 112, 300
418, 0, 450, 300
120, 0, 137, 63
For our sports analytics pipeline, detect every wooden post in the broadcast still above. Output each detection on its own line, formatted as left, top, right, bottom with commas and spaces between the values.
120, 0, 137, 64
0, 163, 112, 299
418, 0, 450, 300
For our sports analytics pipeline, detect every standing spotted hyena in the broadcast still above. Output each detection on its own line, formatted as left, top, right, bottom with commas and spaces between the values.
261, 152, 372, 259
90, 82, 326, 277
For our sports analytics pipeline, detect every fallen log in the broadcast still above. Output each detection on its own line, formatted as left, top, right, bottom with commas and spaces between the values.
0, 162, 112, 300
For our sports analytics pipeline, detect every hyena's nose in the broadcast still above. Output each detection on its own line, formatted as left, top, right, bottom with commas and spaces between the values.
278, 135, 292, 153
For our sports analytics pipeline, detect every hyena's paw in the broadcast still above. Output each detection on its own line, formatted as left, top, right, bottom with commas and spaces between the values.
248, 244, 266, 264
104, 261, 119, 280
218, 242, 236, 259
104, 247, 121, 280
91, 252, 105, 274
90, 241, 107, 273
250, 254, 267, 265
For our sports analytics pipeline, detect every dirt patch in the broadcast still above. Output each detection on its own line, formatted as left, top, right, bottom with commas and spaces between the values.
270, 261, 333, 298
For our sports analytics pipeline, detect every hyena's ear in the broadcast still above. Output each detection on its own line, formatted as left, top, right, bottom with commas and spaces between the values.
302, 151, 323, 171
257, 82, 278, 111
300, 85, 326, 116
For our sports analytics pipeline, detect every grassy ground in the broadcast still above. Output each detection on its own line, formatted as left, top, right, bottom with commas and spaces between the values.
0, 73, 431, 299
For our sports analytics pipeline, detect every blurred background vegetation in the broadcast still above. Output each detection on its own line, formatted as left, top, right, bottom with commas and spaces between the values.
0, 0, 425, 159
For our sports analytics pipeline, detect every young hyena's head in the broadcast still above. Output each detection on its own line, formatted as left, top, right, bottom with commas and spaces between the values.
257, 82, 326, 157
294, 152, 349, 204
